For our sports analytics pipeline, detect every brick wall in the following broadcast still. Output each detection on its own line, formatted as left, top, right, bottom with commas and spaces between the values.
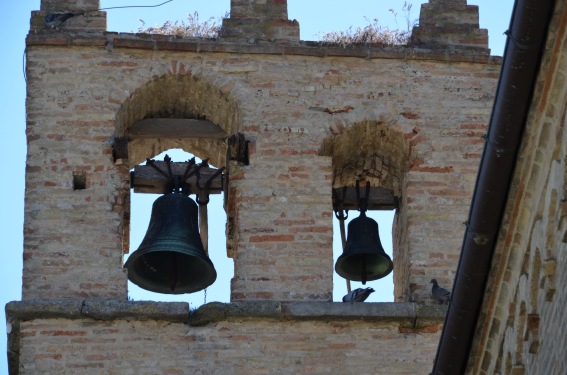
16, 318, 439, 374
467, 1, 567, 373
23, 38, 498, 302
412, 0, 489, 48
230, 0, 289, 19
222, 0, 299, 43
33, 0, 106, 32
7, 300, 445, 375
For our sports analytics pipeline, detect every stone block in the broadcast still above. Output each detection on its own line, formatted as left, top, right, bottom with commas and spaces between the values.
81, 300, 190, 322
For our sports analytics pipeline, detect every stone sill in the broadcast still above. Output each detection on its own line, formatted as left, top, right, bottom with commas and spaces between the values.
25, 31, 502, 64
6, 299, 446, 328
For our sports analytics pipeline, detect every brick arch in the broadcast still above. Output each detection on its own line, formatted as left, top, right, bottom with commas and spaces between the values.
113, 73, 242, 258
318, 118, 411, 195
319, 118, 412, 301
114, 73, 241, 167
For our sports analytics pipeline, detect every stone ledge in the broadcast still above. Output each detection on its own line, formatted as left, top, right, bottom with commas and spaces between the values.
25, 31, 501, 63
6, 299, 447, 327
5, 299, 190, 324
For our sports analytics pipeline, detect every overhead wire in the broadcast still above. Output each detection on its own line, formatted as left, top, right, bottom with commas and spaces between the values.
96, 0, 174, 12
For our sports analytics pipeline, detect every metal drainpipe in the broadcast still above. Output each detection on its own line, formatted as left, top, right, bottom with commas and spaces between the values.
431, 0, 556, 373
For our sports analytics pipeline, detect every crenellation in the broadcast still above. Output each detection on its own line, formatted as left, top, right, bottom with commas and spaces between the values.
412, 0, 489, 49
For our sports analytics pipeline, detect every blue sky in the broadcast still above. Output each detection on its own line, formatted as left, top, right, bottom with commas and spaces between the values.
1, 0, 514, 372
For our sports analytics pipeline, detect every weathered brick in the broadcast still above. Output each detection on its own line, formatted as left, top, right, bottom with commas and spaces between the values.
14, 0, 522, 372
466, 2, 567, 372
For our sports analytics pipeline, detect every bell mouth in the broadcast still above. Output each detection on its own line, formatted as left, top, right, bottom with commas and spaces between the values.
335, 253, 393, 282
124, 193, 217, 294
334, 212, 393, 283
125, 249, 217, 294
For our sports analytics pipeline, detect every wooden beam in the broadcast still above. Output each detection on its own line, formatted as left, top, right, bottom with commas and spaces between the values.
332, 186, 398, 211
131, 161, 224, 195
129, 118, 227, 139
199, 205, 208, 256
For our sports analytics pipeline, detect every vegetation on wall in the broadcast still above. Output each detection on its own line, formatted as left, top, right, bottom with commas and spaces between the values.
137, 2, 416, 46
137, 11, 226, 38
319, 3, 416, 46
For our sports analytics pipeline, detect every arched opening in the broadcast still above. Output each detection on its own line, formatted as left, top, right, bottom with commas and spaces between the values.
113, 73, 243, 306
114, 73, 240, 168
332, 210, 395, 302
126, 148, 232, 307
320, 119, 411, 302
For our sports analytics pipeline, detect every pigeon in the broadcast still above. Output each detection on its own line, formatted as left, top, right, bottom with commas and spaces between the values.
44, 12, 83, 29
342, 287, 375, 302
430, 279, 451, 304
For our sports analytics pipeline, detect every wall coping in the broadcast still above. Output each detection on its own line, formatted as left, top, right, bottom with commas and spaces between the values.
6, 299, 446, 327
25, 31, 502, 64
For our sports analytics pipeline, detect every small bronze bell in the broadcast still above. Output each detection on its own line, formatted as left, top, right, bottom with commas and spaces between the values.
335, 211, 393, 284
124, 193, 217, 294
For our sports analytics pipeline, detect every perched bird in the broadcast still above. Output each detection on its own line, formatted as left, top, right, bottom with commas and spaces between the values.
342, 287, 375, 302
44, 12, 83, 29
430, 279, 451, 304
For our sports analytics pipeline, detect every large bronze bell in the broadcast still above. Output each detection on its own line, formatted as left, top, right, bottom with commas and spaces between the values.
124, 193, 217, 294
335, 211, 393, 284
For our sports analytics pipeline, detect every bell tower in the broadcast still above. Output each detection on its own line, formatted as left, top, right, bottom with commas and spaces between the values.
8, 0, 501, 373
